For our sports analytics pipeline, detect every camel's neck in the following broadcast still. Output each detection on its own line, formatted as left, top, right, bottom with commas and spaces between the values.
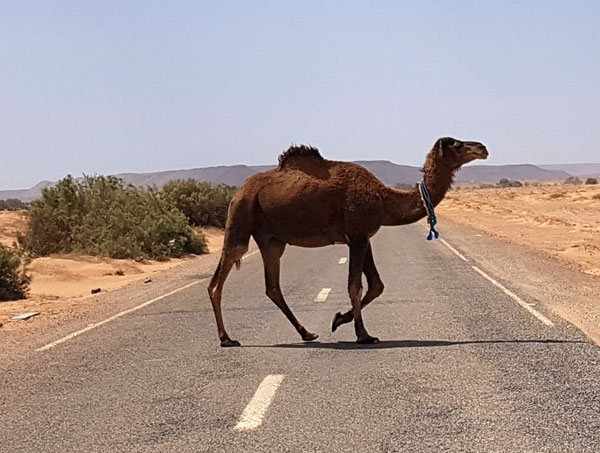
381, 155, 455, 226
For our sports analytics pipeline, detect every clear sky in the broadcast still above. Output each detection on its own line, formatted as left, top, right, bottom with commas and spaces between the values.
1, 1, 599, 190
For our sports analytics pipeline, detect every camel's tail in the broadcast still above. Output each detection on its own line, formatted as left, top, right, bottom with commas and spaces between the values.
209, 190, 254, 290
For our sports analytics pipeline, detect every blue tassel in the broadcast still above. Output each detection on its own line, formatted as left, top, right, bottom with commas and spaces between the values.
419, 181, 440, 241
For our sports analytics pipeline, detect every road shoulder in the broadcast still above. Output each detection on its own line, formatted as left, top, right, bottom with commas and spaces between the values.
0, 251, 222, 370
438, 218, 600, 346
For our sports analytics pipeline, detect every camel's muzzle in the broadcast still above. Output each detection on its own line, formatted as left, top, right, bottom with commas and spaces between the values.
465, 143, 489, 160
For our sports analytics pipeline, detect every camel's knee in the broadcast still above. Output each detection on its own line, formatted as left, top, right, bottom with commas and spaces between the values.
369, 279, 384, 298
207, 283, 221, 303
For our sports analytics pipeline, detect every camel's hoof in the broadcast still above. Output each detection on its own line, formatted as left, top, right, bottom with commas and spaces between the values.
357, 336, 380, 345
331, 312, 344, 332
220, 339, 241, 347
302, 331, 319, 342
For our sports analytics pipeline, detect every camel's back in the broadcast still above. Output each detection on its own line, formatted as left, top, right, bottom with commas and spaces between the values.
237, 148, 386, 245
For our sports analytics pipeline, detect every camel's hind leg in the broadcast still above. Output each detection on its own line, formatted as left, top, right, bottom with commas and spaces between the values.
207, 244, 247, 347
257, 237, 318, 342
332, 242, 384, 332
347, 238, 378, 343
208, 191, 253, 347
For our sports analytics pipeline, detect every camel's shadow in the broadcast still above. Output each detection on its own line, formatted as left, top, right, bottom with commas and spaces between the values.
244, 339, 584, 350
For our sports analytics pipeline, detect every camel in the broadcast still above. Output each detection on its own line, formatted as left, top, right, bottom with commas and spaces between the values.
207, 137, 488, 346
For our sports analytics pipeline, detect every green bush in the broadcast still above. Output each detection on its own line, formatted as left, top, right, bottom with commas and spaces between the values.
18, 175, 207, 260
162, 179, 237, 228
0, 245, 30, 301
565, 176, 582, 185
585, 177, 598, 185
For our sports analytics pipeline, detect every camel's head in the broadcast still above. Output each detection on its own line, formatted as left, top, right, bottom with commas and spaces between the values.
433, 137, 488, 169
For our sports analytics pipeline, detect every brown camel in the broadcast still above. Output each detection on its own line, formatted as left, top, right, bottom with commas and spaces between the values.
207, 137, 488, 346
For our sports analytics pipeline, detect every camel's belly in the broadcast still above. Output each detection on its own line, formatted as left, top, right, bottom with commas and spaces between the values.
287, 234, 348, 248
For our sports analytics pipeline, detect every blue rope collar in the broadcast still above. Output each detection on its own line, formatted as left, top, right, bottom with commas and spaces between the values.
418, 181, 440, 240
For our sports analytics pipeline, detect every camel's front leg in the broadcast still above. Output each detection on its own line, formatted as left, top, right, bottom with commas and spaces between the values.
348, 238, 379, 344
332, 241, 384, 332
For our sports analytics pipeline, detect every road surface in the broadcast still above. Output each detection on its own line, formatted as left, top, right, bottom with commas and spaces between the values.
1, 224, 600, 452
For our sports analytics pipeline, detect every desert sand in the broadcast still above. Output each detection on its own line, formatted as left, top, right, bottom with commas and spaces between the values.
0, 211, 223, 328
438, 182, 600, 277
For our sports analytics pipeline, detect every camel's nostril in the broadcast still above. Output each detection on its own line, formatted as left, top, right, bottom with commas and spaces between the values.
476, 147, 489, 159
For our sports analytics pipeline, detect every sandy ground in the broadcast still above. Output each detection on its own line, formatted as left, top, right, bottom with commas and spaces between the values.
0, 210, 26, 247
197, 226, 224, 254
438, 182, 600, 277
0, 210, 224, 330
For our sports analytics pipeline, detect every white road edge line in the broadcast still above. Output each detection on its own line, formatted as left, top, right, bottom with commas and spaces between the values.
37, 249, 261, 352
338, 257, 347, 264
36, 281, 201, 351
440, 238, 469, 262
419, 222, 468, 262
471, 265, 554, 327
234, 374, 285, 431
419, 221, 553, 327
242, 249, 260, 260
314, 288, 332, 302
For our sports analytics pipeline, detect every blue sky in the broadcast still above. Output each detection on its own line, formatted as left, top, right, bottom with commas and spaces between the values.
1, 1, 599, 189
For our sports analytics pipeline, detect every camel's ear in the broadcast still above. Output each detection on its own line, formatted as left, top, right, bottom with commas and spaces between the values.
434, 138, 449, 158
435, 137, 461, 158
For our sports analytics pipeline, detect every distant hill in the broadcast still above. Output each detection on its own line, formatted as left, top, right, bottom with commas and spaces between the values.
0, 181, 54, 202
0, 161, 579, 201
539, 164, 600, 178
455, 164, 571, 183
113, 165, 273, 188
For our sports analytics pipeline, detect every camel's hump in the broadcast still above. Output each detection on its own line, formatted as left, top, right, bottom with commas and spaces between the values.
278, 145, 324, 169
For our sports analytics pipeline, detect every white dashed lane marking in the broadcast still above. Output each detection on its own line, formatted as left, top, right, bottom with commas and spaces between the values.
234, 374, 285, 431
314, 288, 332, 302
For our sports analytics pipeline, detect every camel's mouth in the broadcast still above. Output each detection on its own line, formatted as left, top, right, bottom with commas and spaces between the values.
465, 143, 489, 161
472, 149, 489, 160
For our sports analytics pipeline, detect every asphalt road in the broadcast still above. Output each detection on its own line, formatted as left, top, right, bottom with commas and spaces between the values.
2, 224, 600, 452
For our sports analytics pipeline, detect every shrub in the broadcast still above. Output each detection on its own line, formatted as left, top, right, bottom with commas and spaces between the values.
0, 199, 27, 211
565, 176, 582, 185
162, 179, 237, 228
593, 194, 600, 200
585, 178, 598, 185
0, 245, 30, 301
18, 175, 207, 260
497, 178, 523, 188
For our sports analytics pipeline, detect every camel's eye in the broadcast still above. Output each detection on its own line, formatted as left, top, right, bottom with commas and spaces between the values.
451, 141, 462, 149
